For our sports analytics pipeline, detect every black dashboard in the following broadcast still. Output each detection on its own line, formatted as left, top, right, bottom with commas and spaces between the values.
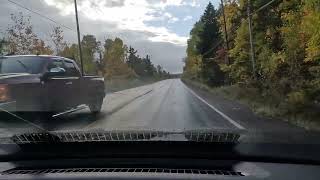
0, 158, 320, 179
1, 130, 320, 180
0, 140, 320, 179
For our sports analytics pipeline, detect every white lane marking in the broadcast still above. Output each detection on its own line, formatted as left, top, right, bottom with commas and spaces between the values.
182, 82, 245, 129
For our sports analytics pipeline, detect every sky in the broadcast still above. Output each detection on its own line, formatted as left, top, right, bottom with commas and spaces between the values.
0, 0, 220, 73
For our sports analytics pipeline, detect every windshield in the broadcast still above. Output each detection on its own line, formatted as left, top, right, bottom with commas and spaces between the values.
0, 0, 319, 147
0, 57, 45, 74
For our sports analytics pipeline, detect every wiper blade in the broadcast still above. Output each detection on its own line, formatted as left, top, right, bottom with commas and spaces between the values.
10, 130, 242, 144
0, 108, 50, 134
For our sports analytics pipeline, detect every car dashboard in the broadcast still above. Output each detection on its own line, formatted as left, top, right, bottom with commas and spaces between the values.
0, 158, 319, 180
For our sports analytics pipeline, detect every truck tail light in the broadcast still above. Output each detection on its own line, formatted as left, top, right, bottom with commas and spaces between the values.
0, 84, 10, 102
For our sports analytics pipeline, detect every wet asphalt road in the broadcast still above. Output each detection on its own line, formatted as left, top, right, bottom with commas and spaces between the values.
86, 79, 239, 130
0, 79, 302, 136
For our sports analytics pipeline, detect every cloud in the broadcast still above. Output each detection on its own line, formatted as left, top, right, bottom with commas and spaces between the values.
168, 17, 179, 23
187, 0, 201, 7
102, 0, 126, 7
133, 40, 186, 73
152, 0, 184, 9
43, 0, 188, 46
42, 0, 75, 15
1, 0, 195, 73
163, 12, 179, 23
183, 15, 192, 21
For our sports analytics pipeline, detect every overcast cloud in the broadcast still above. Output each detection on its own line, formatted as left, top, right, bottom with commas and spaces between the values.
0, 0, 219, 73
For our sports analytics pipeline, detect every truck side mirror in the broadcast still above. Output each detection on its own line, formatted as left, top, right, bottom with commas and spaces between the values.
42, 67, 66, 80
49, 67, 66, 74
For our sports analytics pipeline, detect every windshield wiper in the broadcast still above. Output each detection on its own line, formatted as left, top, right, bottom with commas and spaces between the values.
0, 108, 51, 141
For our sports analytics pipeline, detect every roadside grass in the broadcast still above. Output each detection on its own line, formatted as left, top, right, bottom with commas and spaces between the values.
182, 78, 320, 131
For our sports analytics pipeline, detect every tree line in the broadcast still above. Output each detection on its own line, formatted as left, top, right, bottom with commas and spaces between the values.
0, 12, 171, 80
183, 1, 319, 118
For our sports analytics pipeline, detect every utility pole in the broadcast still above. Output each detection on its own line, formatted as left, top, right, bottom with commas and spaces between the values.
247, 0, 256, 80
220, 0, 229, 65
74, 0, 84, 75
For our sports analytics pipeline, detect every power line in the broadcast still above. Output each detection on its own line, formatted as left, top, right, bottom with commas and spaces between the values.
7, 0, 94, 39
7, 0, 75, 31
202, 0, 277, 57
247, 0, 256, 79
253, 0, 277, 15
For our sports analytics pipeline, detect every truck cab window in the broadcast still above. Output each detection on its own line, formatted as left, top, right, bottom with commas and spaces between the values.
64, 61, 80, 77
0, 57, 45, 74
47, 59, 63, 70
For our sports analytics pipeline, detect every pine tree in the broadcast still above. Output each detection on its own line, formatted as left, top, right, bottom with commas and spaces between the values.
197, 2, 221, 58
199, 2, 224, 86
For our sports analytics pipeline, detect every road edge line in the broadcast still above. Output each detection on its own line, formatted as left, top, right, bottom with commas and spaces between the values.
182, 81, 245, 130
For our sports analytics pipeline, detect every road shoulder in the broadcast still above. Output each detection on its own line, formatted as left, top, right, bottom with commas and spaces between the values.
181, 79, 304, 132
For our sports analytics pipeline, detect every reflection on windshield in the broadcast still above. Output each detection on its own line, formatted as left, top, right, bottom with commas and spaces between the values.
0, 0, 319, 145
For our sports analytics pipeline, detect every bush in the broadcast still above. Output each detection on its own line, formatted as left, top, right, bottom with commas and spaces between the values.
286, 91, 308, 113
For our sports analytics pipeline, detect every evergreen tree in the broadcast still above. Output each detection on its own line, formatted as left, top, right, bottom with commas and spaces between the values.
197, 2, 222, 58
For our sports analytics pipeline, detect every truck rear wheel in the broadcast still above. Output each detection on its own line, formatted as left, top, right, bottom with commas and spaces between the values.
89, 98, 103, 114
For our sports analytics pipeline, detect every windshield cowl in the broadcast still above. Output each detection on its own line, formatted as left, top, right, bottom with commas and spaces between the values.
4, 129, 320, 145
8, 130, 243, 144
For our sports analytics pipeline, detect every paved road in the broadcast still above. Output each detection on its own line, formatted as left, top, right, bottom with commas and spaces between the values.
0, 79, 302, 137
87, 79, 240, 130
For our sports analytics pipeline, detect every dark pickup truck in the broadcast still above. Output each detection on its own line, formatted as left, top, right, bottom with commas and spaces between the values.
0, 55, 105, 119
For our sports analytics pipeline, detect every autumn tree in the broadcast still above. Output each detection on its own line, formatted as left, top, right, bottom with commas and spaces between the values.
51, 26, 66, 55
6, 12, 53, 55
184, 0, 320, 120
302, 0, 320, 62
301, 0, 320, 104
218, 0, 241, 51
81, 35, 99, 74
60, 44, 79, 61
183, 21, 203, 80
7, 12, 38, 54
102, 38, 136, 79
32, 38, 53, 55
